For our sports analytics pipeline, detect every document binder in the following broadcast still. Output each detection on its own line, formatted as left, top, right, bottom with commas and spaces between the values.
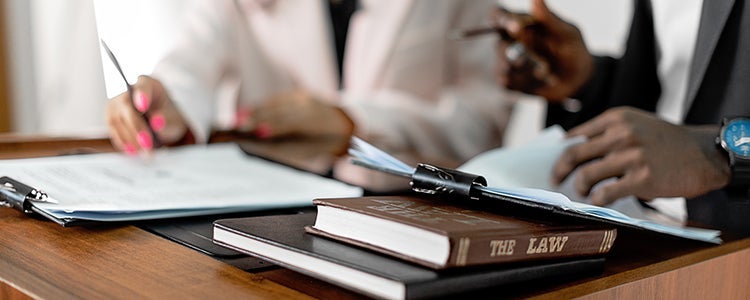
348, 137, 722, 244
0, 143, 362, 226
0, 176, 82, 226
1, 176, 48, 213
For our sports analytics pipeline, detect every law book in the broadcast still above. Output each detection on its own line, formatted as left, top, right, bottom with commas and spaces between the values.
213, 212, 606, 300
307, 196, 616, 269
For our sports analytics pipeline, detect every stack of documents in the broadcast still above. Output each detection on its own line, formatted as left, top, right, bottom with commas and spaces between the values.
0, 143, 362, 224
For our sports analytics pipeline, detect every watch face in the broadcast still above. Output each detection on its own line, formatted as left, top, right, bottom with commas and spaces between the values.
722, 118, 750, 158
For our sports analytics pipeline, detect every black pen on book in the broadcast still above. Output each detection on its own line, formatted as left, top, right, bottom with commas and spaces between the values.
100, 40, 162, 149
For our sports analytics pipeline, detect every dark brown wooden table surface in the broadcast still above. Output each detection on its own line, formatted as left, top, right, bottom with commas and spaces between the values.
0, 134, 748, 299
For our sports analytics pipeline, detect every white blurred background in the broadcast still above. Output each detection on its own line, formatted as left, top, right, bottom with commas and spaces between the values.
2, 0, 631, 144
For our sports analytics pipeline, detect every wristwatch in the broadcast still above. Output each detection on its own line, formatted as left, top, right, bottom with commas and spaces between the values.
718, 117, 750, 187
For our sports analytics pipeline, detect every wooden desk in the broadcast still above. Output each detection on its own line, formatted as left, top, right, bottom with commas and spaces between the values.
0, 135, 749, 299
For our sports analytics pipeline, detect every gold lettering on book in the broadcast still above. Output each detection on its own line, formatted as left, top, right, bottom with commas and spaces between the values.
456, 237, 471, 266
527, 236, 568, 254
599, 230, 616, 253
489, 239, 516, 256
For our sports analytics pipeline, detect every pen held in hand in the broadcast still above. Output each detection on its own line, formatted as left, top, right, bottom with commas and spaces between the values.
449, 22, 562, 101
100, 40, 162, 149
446, 26, 500, 40
448, 11, 537, 41
449, 24, 540, 68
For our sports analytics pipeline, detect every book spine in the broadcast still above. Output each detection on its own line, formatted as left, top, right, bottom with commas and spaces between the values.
448, 229, 616, 267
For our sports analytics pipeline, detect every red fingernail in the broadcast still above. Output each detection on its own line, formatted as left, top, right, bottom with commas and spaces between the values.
255, 122, 272, 139
124, 143, 137, 156
150, 114, 166, 132
233, 107, 253, 128
134, 90, 150, 113
137, 131, 153, 150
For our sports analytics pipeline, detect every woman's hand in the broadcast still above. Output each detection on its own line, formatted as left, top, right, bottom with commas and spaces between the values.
106, 76, 189, 154
237, 89, 354, 140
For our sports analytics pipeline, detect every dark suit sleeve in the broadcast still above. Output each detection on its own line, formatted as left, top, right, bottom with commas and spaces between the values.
546, 0, 661, 130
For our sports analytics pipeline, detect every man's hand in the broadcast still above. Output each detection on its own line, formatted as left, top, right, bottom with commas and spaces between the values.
106, 76, 189, 154
236, 89, 354, 140
553, 107, 731, 205
494, 0, 593, 101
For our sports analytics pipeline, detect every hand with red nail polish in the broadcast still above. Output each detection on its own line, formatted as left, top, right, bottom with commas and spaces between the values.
106, 75, 190, 154
134, 90, 150, 113
150, 114, 166, 132
136, 130, 154, 150
248, 89, 354, 140
233, 107, 253, 130
254, 122, 273, 139
123, 143, 137, 156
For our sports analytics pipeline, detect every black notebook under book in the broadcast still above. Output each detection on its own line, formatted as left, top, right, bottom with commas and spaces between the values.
213, 212, 605, 300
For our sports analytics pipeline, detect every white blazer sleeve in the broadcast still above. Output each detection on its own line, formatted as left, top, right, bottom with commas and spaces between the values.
151, 0, 292, 142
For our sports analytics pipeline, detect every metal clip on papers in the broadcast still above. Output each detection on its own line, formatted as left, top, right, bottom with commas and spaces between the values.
410, 164, 487, 201
0, 176, 53, 214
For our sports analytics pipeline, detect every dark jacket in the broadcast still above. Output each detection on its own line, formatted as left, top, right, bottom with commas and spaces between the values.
547, 0, 750, 235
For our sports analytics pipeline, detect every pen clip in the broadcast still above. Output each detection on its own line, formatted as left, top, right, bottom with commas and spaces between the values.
410, 164, 487, 201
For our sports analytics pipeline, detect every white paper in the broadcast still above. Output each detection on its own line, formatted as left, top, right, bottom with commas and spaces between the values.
459, 126, 584, 190
458, 126, 719, 243
2, 143, 362, 221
